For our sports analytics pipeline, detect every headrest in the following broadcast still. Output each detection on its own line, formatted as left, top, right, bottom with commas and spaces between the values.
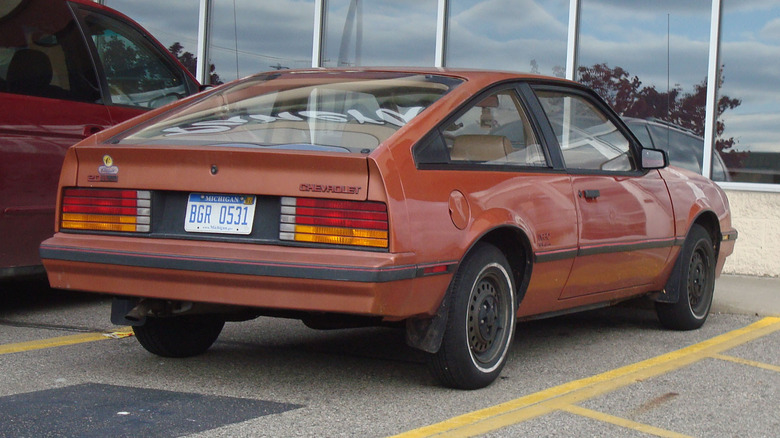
7, 49, 54, 93
450, 135, 512, 161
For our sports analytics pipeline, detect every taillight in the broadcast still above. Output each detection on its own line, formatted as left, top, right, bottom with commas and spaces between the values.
60, 188, 151, 233
279, 197, 388, 248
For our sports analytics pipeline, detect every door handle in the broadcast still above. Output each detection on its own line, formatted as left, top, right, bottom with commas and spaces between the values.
578, 189, 600, 199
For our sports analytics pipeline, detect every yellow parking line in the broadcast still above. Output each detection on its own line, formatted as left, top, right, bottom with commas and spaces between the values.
391, 317, 780, 438
711, 353, 780, 373
0, 327, 133, 355
561, 405, 694, 438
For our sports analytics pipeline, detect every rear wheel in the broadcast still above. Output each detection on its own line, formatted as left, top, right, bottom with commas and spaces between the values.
656, 224, 716, 330
429, 243, 516, 389
133, 315, 224, 357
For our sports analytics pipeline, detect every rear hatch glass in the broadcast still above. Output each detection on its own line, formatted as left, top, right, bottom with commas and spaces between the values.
114, 71, 463, 153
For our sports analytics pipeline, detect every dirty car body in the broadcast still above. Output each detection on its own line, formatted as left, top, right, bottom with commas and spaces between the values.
41, 69, 737, 389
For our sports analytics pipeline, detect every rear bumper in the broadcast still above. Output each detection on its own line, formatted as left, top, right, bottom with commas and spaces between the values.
40, 233, 455, 319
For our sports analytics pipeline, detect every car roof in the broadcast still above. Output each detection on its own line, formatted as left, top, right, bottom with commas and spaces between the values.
241, 67, 580, 89
624, 117, 702, 140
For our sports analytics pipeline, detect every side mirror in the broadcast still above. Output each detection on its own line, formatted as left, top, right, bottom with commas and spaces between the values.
641, 148, 668, 170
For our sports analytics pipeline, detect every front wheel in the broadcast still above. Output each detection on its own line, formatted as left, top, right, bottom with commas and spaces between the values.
133, 315, 225, 358
429, 243, 516, 389
656, 224, 716, 330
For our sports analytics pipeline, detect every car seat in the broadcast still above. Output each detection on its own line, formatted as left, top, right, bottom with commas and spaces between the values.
6, 48, 67, 99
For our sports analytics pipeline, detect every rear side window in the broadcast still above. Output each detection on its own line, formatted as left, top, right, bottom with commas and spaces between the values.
0, 0, 100, 102
74, 5, 192, 109
443, 90, 547, 167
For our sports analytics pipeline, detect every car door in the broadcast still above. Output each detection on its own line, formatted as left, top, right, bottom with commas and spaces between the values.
0, 0, 199, 276
409, 84, 579, 306
0, 0, 112, 274
531, 86, 676, 299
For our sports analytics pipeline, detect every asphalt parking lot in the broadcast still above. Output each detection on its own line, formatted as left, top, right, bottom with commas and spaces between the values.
1, 277, 778, 437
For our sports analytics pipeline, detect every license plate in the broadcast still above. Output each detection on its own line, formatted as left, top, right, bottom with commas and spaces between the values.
185, 193, 256, 235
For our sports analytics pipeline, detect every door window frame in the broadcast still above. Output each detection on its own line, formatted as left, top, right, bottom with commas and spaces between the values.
527, 83, 647, 177
69, 1, 198, 109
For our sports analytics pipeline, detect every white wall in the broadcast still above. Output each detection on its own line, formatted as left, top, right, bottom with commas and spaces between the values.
721, 190, 780, 277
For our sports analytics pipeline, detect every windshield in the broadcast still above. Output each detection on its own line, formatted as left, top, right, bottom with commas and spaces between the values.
115, 71, 463, 153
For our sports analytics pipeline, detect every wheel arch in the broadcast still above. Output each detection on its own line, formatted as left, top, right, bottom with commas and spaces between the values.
690, 210, 721, 257
476, 225, 534, 306
655, 210, 720, 305
405, 224, 533, 354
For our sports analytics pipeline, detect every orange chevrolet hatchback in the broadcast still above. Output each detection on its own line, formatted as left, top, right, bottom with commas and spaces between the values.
0, 0, 199, 278
41, 69, 736, 389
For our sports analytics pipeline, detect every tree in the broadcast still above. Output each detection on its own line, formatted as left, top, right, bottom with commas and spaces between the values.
168, 42, 223, 85
577, 63, 744, 168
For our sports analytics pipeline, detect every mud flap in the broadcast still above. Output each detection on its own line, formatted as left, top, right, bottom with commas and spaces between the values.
405, 289, 451, 354
654, 250, 684, 304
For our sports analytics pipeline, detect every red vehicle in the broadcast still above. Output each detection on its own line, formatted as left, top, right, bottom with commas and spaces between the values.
41, 69, 737, 389
0, 0, 199, 278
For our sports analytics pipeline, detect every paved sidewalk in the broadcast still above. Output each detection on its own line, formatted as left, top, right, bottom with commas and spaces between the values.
713, 274, 780, 317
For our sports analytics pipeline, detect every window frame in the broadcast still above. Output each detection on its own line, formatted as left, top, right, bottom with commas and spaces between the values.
69, 1, 198, 109
527, 83, 647, 177
413, 81, 558, 173
0, 0, 102, 103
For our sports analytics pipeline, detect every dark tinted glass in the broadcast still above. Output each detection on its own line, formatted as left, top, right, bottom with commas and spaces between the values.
0, 0, 100, 102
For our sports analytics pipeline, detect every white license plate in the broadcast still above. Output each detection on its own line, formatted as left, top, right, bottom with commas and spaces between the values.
185, 193, 256, 235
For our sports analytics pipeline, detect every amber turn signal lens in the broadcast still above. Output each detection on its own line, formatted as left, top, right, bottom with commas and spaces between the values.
279, 197, 388, 248
60, 188, 151, 233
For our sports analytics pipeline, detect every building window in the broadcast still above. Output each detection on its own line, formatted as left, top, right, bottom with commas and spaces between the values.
576, 1, 714, 178
322, 0, 437, 67
717, 0, 780, 184
446, 0, 568, 75
210, 1, 315, 82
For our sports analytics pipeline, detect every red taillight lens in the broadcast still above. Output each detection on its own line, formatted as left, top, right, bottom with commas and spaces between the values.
279, 197, 388, 248
60, 188, 151, 233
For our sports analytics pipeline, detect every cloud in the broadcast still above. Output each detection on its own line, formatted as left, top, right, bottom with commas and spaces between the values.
721, 113, 780, 152
322, 0, 438, 67
450, 0, 568, 40
106, 0, 201, 47
107, 0, 317, 80
760, 18, 780, 41
443, 0, 568, 72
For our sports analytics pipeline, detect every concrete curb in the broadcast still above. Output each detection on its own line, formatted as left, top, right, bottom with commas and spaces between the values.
712, 274, 780, 317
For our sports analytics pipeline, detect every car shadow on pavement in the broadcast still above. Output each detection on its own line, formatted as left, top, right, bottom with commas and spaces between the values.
0, 276, 106, 313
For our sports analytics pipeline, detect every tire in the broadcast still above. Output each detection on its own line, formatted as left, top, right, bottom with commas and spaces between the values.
133, 315, 225, 358
656, 224, 716, 330
429, 243, 516, 389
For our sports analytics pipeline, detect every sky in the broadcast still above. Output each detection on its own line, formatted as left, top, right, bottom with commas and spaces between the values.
102, 0, 779, 153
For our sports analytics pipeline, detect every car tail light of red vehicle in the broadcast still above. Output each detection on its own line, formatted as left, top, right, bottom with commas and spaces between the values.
279, 197, 388, 248
60, 188, 151, 233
